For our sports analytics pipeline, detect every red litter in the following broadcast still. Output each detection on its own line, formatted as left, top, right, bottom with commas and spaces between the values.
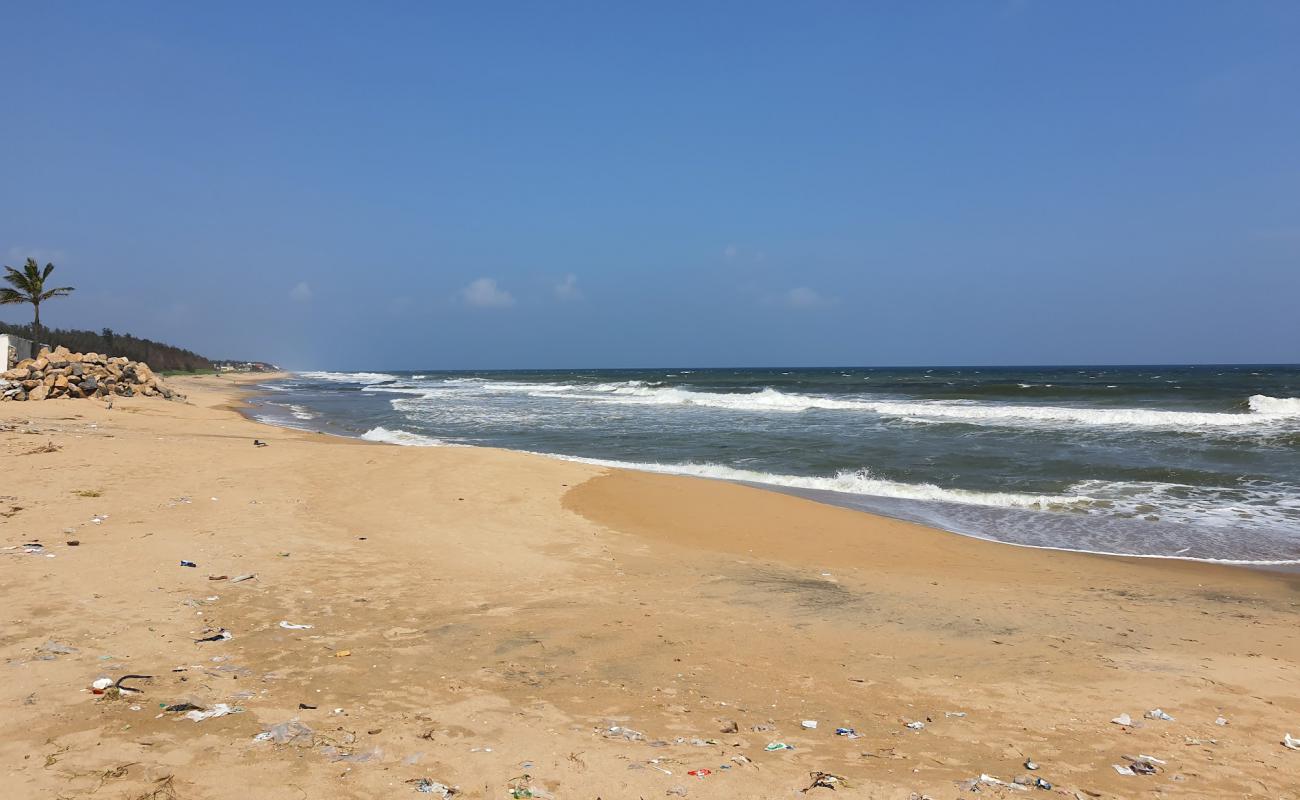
688, 769, 712, 778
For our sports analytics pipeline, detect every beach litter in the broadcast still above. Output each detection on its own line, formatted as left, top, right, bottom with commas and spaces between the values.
687, 769, 711, 778
764, 742, 793, 751
253, 439, 268, 447
1023, 759, 1038, 770
38, 640, 79, 656
506, 775, 553, 799
801, 719, 818, 729
1110, 713, 1134, 727
1144, 709, 1174, 721
604, 725, 645, 741
230, 573, 256, 583
835, 727, 859, 738
905, 721, 925, 730
801, 771, 848, 793
1113, 754, 1164, 775
1214, 716, 1228, 726
254, 721, 314, 745
195, 628, 232, 643
334, 650, 351, 658
180, 560, 197, 568
181, 703, 240, 722
320, 745, 380, 763
963, 774, 1028, 792
1283, 733, 1300, 751
92, 674, 152, 697
409, 778, 457, 796
944, 711, 967, 718
278, 621, 313, 630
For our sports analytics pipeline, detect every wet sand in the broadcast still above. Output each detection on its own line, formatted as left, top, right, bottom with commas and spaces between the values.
2, 374, 1299, 799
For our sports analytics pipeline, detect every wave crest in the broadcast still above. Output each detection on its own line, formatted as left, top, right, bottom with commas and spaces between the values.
1249, 395, 1300, 417
537, 454, 1090, 510
360, 426, 448, 446
298, 371, 399, 384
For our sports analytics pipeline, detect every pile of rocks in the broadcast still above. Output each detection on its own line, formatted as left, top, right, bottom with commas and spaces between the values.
2, 346, 184, 402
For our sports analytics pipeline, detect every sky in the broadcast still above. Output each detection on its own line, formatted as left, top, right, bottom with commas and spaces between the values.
1, 1, 1297, 369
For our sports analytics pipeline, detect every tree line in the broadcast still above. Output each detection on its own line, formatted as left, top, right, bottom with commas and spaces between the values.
0, 320, 213, 372
2, 257, 212, 372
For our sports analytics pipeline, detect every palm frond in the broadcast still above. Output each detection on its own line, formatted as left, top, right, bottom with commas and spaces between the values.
2, 266, 28, 291
39, 287, 75, 300
0, 288, 25, 304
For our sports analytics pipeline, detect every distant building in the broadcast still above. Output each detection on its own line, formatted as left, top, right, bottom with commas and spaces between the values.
212, 360, 281, 373
0, 333, 40, 369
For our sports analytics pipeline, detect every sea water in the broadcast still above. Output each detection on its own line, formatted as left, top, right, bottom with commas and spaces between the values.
247, 365, 1300, 564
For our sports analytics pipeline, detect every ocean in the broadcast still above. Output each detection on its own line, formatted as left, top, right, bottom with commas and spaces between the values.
247, 365, 1300, 565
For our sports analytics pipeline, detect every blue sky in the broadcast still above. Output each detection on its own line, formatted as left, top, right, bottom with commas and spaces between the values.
1, 2, 1297, 368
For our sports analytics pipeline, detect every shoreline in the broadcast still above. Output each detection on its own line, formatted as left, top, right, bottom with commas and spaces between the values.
239, 374, 1300, 571
4, 374, 1299, 798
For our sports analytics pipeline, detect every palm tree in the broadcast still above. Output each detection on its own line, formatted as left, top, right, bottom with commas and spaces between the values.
1, 258, 74, 341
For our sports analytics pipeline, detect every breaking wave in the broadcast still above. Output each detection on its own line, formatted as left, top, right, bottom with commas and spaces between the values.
299, 371, 399, 384
522, 384, 1300, 429
1249, 395, 1300, 416
360, 426, 449, 447
533, 455, 1091, 510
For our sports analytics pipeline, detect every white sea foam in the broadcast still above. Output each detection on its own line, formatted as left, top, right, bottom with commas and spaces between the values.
1249, 395, 1300, 417
535, 454, 1091, 510
360, 426, 448, 446
299, 371, 399, 384
492, 383, 1300, 429
1068, 478, 1300, 531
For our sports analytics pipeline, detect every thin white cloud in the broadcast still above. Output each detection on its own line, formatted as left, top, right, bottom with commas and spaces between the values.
780, 287, 836, 309
289, 281, 313, 303
553, 273, 582, 301
461, 277, 515, 308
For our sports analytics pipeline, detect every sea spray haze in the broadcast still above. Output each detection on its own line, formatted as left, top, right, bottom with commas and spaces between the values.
250, 365, 1300, 564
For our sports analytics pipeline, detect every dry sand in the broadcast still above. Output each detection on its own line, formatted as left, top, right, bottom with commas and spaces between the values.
2, 374, 1299, 799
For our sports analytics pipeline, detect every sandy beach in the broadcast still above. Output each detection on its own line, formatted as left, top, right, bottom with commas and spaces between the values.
3, 375, 1299, 799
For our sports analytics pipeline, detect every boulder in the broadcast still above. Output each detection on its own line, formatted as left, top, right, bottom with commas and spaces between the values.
0, 349, 186, 402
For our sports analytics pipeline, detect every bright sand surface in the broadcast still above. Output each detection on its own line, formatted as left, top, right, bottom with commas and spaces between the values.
3, 375, 1299, 799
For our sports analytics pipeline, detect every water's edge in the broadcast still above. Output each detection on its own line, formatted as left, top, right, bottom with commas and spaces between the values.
236, 381, 1298, 571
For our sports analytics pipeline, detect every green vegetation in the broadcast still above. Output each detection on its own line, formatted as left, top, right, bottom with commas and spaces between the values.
0, 257, 216, 372
0, 259, 74, 341
162, 368, 218, 376
0, 321, 213, 373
